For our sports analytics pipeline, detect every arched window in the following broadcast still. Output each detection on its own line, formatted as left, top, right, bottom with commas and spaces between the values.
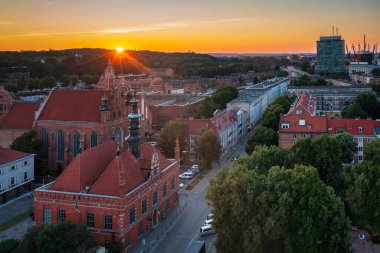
40, 130, 48, 160
57, 130, 64, 161
73, 131, 80, 157
90, 131, 98, 148
113, 128, 123, 145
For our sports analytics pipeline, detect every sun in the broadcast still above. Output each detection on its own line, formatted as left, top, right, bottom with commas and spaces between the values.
115, 46, 124, 53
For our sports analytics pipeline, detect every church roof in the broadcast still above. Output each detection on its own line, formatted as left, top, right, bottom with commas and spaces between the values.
0, 103, 40, 129
37, 90, 109, 122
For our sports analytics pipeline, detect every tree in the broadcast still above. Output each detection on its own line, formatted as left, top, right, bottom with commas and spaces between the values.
0, 239, 19, 253
197, 128, 221, 170
261, 104, 284, 130
340, 162, 380, 231
371, 67, 380, 77
246, 126, 278, 154
355, 93, 380, 119
158, 121, 189, 159
364, 139, 380, 164
206, 165, 351, 253
197, 96, 219, 118
238, 145, 289, 174
16, 226, 44, 253
11, 131, 45, 175
288, 138, 316, 166
342, 102, 368, 119
40, 76, 57, 88
107, 233, 122, 253
272, 96, 291, 113
17, 76, 27, 90
36, 222, 97, 253
333, 132, 355, 163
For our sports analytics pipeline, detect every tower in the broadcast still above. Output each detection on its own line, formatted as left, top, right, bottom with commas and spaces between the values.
104, 58, 115, 90
99, 95, 110, 123
126, 93, 142, 158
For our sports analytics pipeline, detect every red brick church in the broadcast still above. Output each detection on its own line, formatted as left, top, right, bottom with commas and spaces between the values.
34, 95, 180, 250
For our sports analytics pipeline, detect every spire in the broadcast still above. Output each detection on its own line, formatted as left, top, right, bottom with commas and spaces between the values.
126, 92, 142, 158
108, 57, 112, 67
99, 95, 109, 111
175, 136, 180, 161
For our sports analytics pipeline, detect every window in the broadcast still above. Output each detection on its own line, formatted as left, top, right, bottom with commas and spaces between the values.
358, 146, 363, 152
292, 133, 297, 140
141, 199, 147, 215
358, 155, 363, 161
125, 235, 131, 248
86, 213, 94, 228
58, 209, 66, 222
138, 223, 143, 236
358, 138, 363, 144
10, 177, 16, 187
302, 133, 306, 138
358, 127, 362, 133
129, 207, 136, 225
104, 214, 113, 230
162, 184, 167, 197
153, 191, 158, 206
24, 172, 28, 182
23, 161, 28, 166
57, 130, 64, 161
41, 130, 49, 160
73, 131, 80, 157
43, 208, 51, 224
171, 177, 175, 190
281, 123, 289, 129
90, 131, 98, 148
311, 133, 315, 139
10, 165, 16, 171
0, 181, 3, 191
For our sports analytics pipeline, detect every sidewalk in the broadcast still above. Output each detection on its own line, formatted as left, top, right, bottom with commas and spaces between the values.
0, 191, 34, 224
0, 217, 35, 242
128, 196, 187, 253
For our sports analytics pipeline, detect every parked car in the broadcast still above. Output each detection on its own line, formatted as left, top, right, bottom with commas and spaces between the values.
149, 142, 158, 147
206, 213, 213, 220
179, 183, 185, 189
179, 172, 194, 179
200, 224, 215, 237
204, 219, 214, 225
190, 164, 199, 174
231, 155, 239, 161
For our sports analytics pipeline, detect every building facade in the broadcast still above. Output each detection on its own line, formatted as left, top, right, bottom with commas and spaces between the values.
0, 148, 35, 203
34, 97, 180, 251
316, 36, 346, 73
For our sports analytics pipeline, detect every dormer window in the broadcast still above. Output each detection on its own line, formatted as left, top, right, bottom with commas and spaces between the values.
296, 110, 303, 115
281, 123, 290, 129
358, 127, 362, 133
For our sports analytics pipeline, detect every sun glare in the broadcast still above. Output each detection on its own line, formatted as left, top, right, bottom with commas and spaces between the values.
115, 46, 124, 53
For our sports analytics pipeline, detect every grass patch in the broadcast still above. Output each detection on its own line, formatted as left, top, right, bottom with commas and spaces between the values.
185, 170, 207, 190
0, 209, 32, 233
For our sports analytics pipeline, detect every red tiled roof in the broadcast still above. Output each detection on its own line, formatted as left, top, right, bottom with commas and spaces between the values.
279, 114, 328, 133
0, 148, 31, 165
50, 141, 118, 193
50, 141, 174, 197
0, 103, 40, 129
328, 118, 380, 136
175, 118, 209, 135
38, 90, 109, 122
209, 110, 236, 134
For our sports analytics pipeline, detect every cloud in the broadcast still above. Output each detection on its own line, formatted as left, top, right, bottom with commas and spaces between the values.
0, 21, 15, 25
96, 17, 255, 35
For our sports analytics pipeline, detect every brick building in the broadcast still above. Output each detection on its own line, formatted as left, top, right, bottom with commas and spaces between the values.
34, 96, 180, 251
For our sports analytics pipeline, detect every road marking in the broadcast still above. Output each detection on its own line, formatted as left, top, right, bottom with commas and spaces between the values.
183, 232, 199, 252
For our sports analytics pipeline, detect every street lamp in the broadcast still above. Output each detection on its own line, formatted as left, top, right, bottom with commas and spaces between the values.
74, 202, 81, 225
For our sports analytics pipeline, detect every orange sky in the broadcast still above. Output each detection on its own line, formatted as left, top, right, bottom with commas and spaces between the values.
0, 0, 379, 53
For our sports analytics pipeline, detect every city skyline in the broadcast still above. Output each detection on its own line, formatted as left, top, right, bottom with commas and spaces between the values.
0, 0, 379, 53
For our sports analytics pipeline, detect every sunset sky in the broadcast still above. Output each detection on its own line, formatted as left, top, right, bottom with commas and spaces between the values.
0, 0, 379, 53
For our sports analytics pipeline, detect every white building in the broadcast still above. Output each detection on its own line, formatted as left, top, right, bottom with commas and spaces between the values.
348, 62, 377, 76
0, 148, 35, 203
227, 77, 290, 127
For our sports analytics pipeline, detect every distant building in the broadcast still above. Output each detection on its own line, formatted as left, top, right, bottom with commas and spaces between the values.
0, 87, 13, 121
316, 36, 345, 73
34, 97, 180, 251
0, 67, 30, 84
0, 148, 35, 203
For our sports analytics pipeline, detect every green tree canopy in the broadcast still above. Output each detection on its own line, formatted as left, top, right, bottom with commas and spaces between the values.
341, 162, 380, 232
36, 222, 97, 253
16, 225, 44, 253
246, 126, 278, 154
364, 139, 380, 164
158, 121, 189, 159
272, 96, 291, 113
342, 102, 368, 119
0, 238, 19, 253
371, 67, 380, 77
332, 132, 355, 163
354, 93, 380, 119
197, 127, 221, 170
238, 145, 289, 174
197, 96, 219, 118
206, 165, 351, 253
261, 104, 284, 130
197, 86, 238, 118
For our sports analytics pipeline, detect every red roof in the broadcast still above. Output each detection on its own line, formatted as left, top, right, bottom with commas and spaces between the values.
328, 118, 380, 136
279, 114, 328, 133
175, 118, 209, 135
0, 148, 31, 165
49, 141, 174, 197
0, 103, 40, 129
38, 90, 109, 122
209, 110, 236, 134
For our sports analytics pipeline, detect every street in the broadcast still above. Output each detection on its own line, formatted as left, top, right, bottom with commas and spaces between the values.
152, 135, 249, 253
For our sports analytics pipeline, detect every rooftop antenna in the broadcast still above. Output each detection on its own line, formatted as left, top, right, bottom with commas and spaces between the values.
364, 34, 366, 51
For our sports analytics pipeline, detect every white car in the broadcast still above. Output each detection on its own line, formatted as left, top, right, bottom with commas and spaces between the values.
190, 164, 199, 174
179, 172, 194, 179
204, 219, 214, 225
149, 142, 158, 147
200, 224, 215, 237
179, 183, 185, 189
